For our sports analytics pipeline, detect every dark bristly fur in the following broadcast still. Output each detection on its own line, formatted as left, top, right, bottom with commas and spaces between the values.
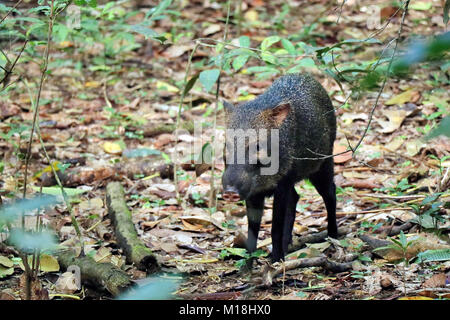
222, 73, 338, 263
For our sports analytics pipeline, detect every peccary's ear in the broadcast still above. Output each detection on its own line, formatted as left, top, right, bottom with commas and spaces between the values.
222, 100, 234, 113
223, 100, 234, 124
271, 102, 291, 126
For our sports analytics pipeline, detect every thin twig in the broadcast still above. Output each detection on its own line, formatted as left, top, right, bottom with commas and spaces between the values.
0, 0, 24, 25
22, 0, 55, 218
0, 40, 28, 89
20, 0, 55, 300
209, 0, 231, 209
195, 38, 314, 59
336, 0, 346, 24
174, 43, 200, 202
293, 0, 411, 162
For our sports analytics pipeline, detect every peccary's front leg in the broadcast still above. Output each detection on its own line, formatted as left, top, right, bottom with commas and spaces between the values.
245, 195, 264, 255
272, 181, 298, 262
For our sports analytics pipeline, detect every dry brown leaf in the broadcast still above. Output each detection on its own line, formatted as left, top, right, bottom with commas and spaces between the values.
340, 179, 381, 189
202, 24, 221, 36
333, 142, 352, 164
423, 273, 447, 288
385, 90, 418, 106
162, 44, 193, 58
55, 272, 79, 294
377, 109, 408, 133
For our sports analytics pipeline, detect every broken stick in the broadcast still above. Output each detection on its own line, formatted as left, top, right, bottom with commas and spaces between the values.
259, 255, 354, 287
106, 182, 159, 272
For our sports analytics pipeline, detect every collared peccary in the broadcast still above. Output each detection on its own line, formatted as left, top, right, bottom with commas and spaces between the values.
222, 73, 337, 263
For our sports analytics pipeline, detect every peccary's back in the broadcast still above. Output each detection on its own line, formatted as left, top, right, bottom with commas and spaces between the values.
259, 74, 336, 179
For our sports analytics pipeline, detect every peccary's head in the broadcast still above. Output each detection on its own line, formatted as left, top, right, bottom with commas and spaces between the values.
221, 98, 293, 201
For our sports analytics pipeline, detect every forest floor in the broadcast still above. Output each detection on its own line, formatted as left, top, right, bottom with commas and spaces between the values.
0, 0, 449, 300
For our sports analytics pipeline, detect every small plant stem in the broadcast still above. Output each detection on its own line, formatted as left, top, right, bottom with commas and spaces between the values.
0, 0, 23, 24
236, 0, 242, 37
174, 43, 199, 203
208, 0, 231, 209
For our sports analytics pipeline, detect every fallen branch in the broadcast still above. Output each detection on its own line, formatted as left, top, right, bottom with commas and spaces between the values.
55, 249, 132, 296
288, 227, 351, 253
259, 255, 354, 287
361, 194, 425, 201
140, 121, 194, 137
38, 161, 173, 187
359, 234, 392, 258
337, 207, 411, 216
375, 219, 415, 237
106, 182, 159, 272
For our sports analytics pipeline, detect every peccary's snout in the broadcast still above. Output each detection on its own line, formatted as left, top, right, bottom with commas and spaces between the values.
222, 185, 240, 202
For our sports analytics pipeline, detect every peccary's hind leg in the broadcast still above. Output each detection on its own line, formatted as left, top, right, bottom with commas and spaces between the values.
272, 181, 299, 262
282, 186, 299, 255
309, 158, 338, 238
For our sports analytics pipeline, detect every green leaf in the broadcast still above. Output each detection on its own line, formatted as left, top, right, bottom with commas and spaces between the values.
427, 116, 450, 139
27, 6, 51, 15
215, 42, 225, 54
232, 55, 250, 71
226, 48, 258, 58
222, 247, 248, 258
246, 66, 280, 77
422, 193, 441, 205
261, 51, 276, 64
358, 255, 372, 262
412, 214, 439, 229
75, 0, 97, 7
315, 38, 380, 58
239, 36, 251, 48
33, 186, 87, 197
53, 23, 70, 42
183, 73, 200, 96
399, 231, 408, 248
261, 36, 281, 51
416, 249, 450, 263
199, 69, 220, 93
123, 148, 161, 158
38, 254, 60, 272
250, 249, 268, 258
0, 266, 14, 279
146, 0, 172, 20
0, 256, 13, 268
130, 24, 158, 38
410, 2, 432, 11
287, 58, 316, 73
281, 39, 296, 55
161, 152, 171, 164
390, 238, 404, 249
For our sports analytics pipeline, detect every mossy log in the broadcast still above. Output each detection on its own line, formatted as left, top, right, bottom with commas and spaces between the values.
56, 249, 132, 296
106, 182, 159, 272
141, 121, 194, 137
